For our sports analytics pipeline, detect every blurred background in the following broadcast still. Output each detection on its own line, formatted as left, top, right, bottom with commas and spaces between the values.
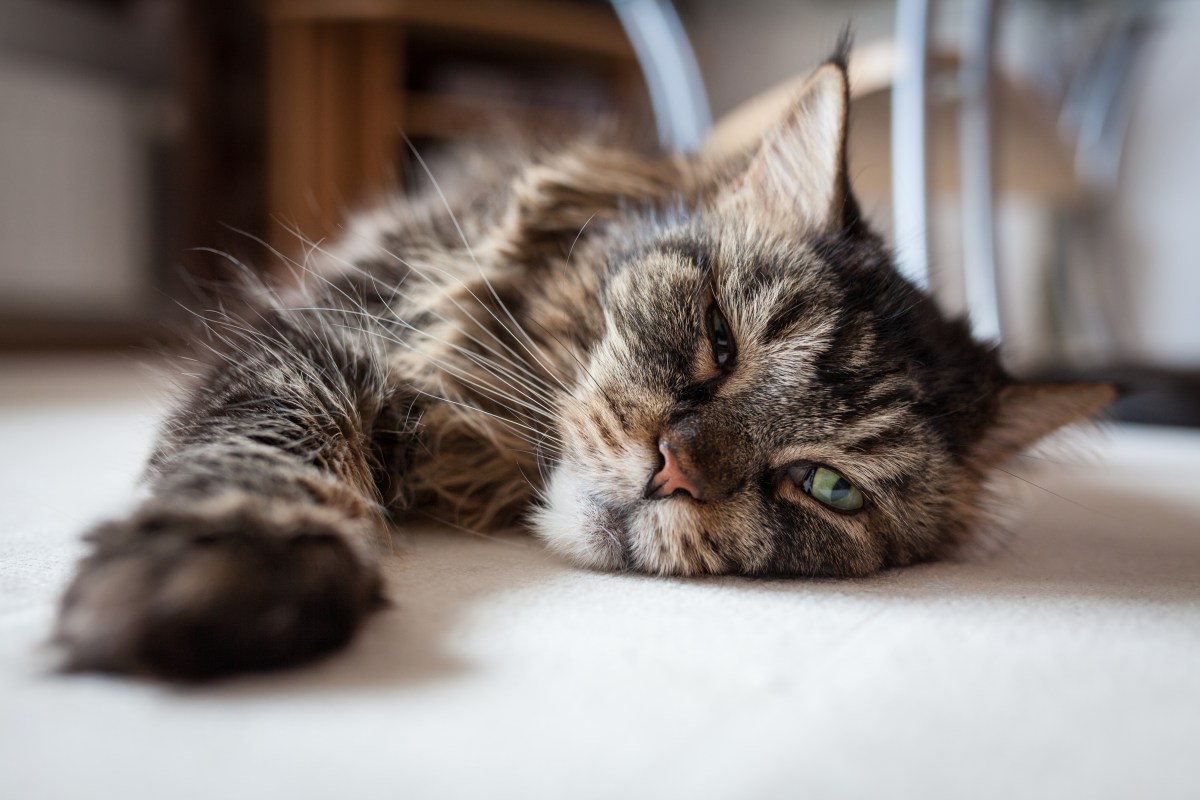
1, 0, 1197, 424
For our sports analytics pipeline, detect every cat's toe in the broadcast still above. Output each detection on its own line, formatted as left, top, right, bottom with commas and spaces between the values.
55, 506, 385, 681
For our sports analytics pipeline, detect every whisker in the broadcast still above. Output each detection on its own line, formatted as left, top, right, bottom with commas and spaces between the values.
301, 234, 568, 402
996, 466, 1120, 522
413, 510, 536, 549
297, 306, 565, 422
565, 210, 599, 266
401, 136, 579, 396
251, 233, 567, 415
411, 389, 564, 451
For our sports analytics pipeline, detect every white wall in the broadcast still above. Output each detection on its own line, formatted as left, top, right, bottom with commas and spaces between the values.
1114, 0, 1200, 368
0, 55, 150, 317
0, 0, 154, 321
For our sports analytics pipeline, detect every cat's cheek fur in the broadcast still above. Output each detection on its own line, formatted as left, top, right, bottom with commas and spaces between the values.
626, 501, 730, 575
530, 464, 628, 571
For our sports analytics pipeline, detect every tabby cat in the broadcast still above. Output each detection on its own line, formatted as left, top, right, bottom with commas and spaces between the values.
54, 54, 1112, 680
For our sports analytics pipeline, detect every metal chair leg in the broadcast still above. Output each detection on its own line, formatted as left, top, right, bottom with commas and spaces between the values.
960, 0, 1003, 343
611, 0, 712, 154
892, 0, 935, 291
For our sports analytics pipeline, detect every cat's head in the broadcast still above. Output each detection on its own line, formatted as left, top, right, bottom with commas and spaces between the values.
531, 59, 1113, 576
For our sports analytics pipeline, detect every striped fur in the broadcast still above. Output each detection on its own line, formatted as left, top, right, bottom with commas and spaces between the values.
54, 57, 1112, 680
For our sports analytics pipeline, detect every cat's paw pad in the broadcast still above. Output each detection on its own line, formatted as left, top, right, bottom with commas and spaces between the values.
54, 500, 385, 681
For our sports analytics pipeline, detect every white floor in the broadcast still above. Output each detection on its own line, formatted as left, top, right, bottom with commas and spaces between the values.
2, 355, 1199, 800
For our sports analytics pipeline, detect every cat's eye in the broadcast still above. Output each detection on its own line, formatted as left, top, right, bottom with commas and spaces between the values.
788, 464, 865, 512
708, 303, 736, 369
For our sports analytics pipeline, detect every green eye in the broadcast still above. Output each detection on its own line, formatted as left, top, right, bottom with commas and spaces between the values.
799, 466, 864, 512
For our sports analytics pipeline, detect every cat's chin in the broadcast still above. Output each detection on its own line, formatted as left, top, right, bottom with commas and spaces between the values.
532, 463, 719, 576
530, 464, 632, 572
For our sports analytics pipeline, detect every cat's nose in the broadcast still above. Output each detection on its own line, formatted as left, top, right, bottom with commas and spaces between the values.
645, 439, 704, 501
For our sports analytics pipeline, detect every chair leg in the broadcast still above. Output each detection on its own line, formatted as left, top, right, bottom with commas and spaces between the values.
891, 0, 935, 291
960, 0, 1003, 344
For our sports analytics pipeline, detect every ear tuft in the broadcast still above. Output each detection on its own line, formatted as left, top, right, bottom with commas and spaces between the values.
720, 61, 851, 231
970, 382, 1117, 470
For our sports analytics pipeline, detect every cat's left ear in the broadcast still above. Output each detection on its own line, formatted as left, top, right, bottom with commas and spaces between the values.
968, 382, 1116, 470
714, 60, 853, 232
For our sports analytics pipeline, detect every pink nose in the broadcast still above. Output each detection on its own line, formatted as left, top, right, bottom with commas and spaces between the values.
645, 441, 704, 501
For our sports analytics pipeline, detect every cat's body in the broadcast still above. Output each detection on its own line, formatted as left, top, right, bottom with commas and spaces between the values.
55, 57, 1112, 680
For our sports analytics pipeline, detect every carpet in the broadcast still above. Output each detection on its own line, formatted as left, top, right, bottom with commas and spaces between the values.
2, 355, 1198, 799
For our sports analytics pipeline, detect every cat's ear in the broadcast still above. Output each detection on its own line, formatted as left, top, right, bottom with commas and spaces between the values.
714, 60, 853, 232
969, 382, 1116, 470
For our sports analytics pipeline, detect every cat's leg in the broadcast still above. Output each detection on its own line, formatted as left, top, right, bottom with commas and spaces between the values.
55, 307, 415, 680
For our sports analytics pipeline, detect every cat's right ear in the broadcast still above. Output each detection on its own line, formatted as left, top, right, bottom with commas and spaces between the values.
706, 60, 853, 233
968, 381, 1116, 471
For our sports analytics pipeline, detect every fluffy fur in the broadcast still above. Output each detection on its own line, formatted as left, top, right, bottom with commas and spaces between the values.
54, 57, 1113, 680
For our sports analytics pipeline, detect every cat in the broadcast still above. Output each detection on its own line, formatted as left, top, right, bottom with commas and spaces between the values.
53, 52, 1113, 680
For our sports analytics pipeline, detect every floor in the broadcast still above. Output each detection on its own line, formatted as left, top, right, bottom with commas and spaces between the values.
2, 355, 1198, 799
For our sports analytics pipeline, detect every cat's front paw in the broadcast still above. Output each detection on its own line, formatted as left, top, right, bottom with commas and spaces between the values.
54, 498, 385, 681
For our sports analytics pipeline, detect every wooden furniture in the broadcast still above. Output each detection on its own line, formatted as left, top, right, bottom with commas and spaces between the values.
263, 0, 645, 257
